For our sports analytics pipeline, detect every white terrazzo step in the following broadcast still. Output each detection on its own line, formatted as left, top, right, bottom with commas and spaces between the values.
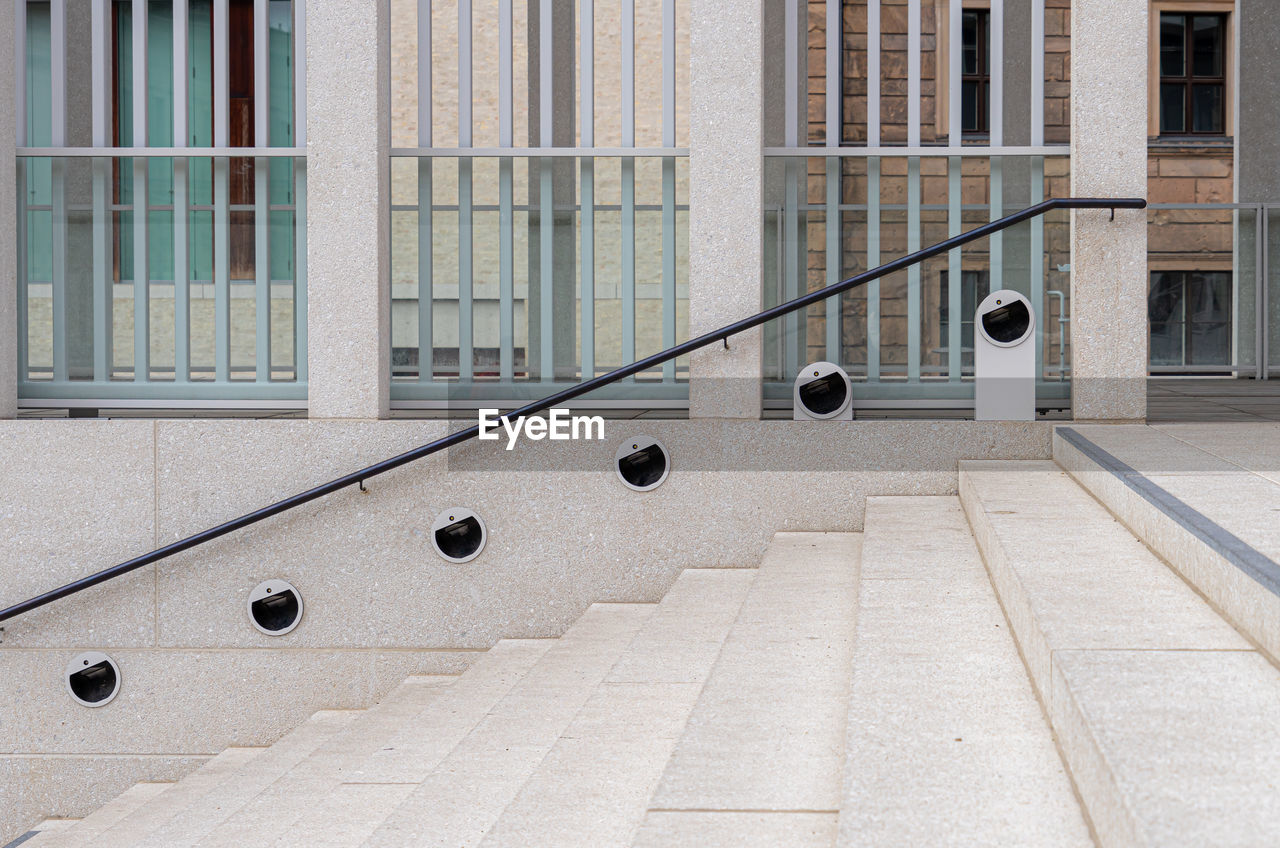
54, 748, 261, 847
961, 460, 1280, 846
125, 710, 359, 848
360, 602, 656, 848
93, 709, 354, 846
11, 819, 79, 847
182, 675, 453, 848
634, 532, 860, 847
481, 568, 758, 848
1054, 423, 1280, 660
838, 496, 1090, 847
29, 783, 170, 848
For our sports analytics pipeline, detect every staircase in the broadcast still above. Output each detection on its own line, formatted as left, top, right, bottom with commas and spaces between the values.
16, 425, 1280, 847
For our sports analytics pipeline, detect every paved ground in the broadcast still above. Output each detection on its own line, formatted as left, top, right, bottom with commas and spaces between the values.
1147, 378, 1280, 423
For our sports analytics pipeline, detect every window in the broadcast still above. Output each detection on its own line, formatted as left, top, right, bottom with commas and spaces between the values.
1148, 271, 1232, 367
961, 10, 990, 136
1159, 13, 1227, 135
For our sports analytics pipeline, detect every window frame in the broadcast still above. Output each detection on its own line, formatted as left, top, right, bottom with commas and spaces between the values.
934, 0, 992, 142
959, 8, 991, 137
1148, 1, 1234, 141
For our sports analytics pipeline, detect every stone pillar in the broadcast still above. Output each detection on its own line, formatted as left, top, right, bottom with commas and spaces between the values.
688, 0, 764, 419
306, 0, 391, 418
1069, 0, 1147, 421
0, 0, 15, 419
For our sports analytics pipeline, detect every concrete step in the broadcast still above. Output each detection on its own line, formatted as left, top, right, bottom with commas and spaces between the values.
633, 532, 860, 847
838, 496, 1090, 846
1054, 424, 1280, 660
47, 749, 259, 848
200, 641, 551, 848
25, 783, 170, 848
10, 819, 79, 847
360, 602, 656, 848
175, 675, 451, 847
961, 460, 1280, 846
481, 568, 758, 848
91, 710, 353, 846
130, 710, 360, 848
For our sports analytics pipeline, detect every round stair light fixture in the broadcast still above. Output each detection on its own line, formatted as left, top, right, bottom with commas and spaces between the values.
793, 361, 854, 420
65, 651, 121, 708
615, 436, 671, 492
431, 508, 488, 563
248, 580, 304, 636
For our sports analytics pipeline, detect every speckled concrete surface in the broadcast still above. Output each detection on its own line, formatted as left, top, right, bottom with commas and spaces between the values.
1068, 0, 1148, 422
307, 0, 391, 418
0, 754, 209, 848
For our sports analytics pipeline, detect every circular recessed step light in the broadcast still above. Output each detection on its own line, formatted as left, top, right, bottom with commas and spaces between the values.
248, 580, 304, 636
615, 436, 671, 491
65, 651, 121, 708
431, 508, 488, 563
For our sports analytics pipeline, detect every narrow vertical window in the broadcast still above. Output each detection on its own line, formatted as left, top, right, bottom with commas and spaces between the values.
961, 9, 990, 136
1159, 13, 1226, 136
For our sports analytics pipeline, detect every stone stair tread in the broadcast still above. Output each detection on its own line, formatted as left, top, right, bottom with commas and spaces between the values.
480, 568, 758, 848
837, 496, 1090, 847
30, 782, 171, 848
961, 459, 1280, 846
90, 709, 347, 846
637, 533, 859, 841
127, 709, 360, 848
56, 747, 262, 847
10, 819, 80, 848
185, 675, 455, 848
360, 603, 656, 848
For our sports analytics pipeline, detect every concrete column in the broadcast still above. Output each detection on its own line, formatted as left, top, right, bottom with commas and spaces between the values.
0, 0, 15, 419
306, 0, 391, 418
688, 0, 764, 419
1069, 0, 1147, 422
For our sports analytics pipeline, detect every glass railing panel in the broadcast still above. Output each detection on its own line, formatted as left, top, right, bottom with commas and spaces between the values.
17, 154, 307, 404
389, 154, 690, 406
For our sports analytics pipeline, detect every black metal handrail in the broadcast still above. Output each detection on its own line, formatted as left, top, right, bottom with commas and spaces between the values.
0, 196, 1145, 624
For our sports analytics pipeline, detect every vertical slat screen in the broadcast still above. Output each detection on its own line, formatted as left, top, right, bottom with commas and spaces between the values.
15, 0, 28, 383
947, 0, 961, 381
661, 0, 675, 381
866, 0, 881, 382
906, 0, 921, 382
498, 0, 514, 382
173, 0, 190, 383
294, 0, 308, 386
824, 0, 840, 365
50, 0, 67, 383
417, 0, 432, 383
620, 0, 636, 379
92, 1, 112, 382
131, 0, 149, 383
254, 0, 271, 382
459, 0, 474, 382
579, 0, 594, 381
213, 0, 231, 382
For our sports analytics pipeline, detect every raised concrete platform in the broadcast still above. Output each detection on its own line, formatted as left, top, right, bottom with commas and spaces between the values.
1056, 423, 1280, 660
961, 459, 1280, 846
